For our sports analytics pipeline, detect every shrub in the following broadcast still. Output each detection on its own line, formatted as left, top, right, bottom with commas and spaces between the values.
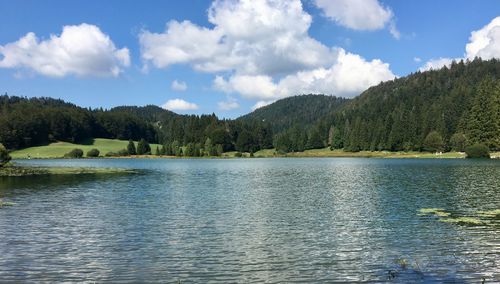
449, 132, 468, 152
105, 151, 120, 157
86, 148, 100, 158
423, 131, 444, 152
64, 148, 84, 158
234, 152, 243, 157
465, 144, 490, 158
118, 149, 129, 156
0, 143, 11, 167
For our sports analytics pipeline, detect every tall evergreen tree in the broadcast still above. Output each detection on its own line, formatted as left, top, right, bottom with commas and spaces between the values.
127, 139, 136, 155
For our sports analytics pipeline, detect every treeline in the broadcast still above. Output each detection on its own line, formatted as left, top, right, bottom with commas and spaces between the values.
0, 96, 156, 149
0, 95, 274, 153
271, 58, 500, 152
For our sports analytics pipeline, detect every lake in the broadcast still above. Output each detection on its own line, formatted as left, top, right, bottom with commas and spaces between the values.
0, 158, 499, 283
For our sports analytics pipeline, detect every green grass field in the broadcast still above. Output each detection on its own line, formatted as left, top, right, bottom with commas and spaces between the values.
10, 138, 163, 159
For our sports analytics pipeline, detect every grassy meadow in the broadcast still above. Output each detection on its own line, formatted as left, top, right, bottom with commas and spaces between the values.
10, 138, 163, 159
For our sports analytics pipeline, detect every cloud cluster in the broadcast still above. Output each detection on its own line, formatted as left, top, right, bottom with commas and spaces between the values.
161, 99, 199, 111
0, 24, 130, 77
140, 0, 396, 107
171, 80, 187, 91
421, 17, 500, 71
314, 0, 399, 38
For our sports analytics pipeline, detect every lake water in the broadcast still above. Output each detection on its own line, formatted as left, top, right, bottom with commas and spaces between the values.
0, 158, 499, 283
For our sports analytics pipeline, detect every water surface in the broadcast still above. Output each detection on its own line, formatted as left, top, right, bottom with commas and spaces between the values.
1, 158, 499, 283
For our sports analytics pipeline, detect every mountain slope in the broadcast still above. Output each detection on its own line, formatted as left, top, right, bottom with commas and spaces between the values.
313, 58, 500, 151
239, 94, 349, 133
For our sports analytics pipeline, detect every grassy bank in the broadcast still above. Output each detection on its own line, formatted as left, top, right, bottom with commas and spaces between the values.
0, 164, 137, 177
253, 148, 469, 158
10, 138, 162, 159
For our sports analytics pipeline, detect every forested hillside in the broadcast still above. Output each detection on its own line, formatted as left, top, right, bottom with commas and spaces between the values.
239, 95, 349, 133
313, 58, 500, 152
1, 58, 499, 155
0, 96, 273, 153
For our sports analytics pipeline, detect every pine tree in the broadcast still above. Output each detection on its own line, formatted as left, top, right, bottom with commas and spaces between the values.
137, 138, 151, 155
465, 78, 500, 149
127, 139, 136, 155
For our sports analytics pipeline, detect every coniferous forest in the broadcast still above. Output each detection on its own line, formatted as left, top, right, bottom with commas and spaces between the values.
1, 58, 499, 155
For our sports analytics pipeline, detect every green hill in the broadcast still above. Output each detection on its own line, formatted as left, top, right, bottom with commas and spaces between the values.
10, 138, 162, 159
239, 94, 349, 134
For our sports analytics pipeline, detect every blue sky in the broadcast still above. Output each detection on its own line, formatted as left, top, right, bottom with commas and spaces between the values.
1, 0, 499, 118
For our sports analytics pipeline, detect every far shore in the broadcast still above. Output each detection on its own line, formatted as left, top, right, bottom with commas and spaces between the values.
10, 148, 500, 160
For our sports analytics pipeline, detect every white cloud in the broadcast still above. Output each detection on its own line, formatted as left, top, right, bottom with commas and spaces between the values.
314, 0, 398, 38
419, 57, 456, 72
215, 49, 395, 99
171, 80, 187, 91
421, 17, 500, 71
413, 57, 422, 63
161, 99, 199, 111
0, 23, 130, 77
140, 0, 336, 76
141, 0, 396, 104
252, 100, 274, 111
466, 16, 500, 60
218, 96, 240, 110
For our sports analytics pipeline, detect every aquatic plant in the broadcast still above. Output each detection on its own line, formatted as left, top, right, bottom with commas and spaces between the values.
440, 217, 485, 226
418, 208, 451, 217
0, 201, 16, 207
476, 209, 500, 218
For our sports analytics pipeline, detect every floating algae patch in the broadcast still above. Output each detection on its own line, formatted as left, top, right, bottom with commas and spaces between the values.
0, 165, 137, 177
418, 208, 451, 217
476, 209, 500, 218
0, 201, 16, 207
440, 217, 486, 226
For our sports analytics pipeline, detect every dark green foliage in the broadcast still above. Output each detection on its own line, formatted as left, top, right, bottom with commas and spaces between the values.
306, 127, 324, 150
423, 131, 444, 152
235, 130, 257, 152
449, 132, 468, 152
234, 152, 243, 157
465, 144, 490, 158
136, 138, 151, 155
184, 143, 195, 157
464, 78, 500, 150
240, 94, 348, 134
215, 144, 223, 156
118, 149, 129, 156
318, 59, 500, 152
0, 95, 272, 156
127, 140, 136, 155
64, 148, 84, 158
105, 151, 120, 157
86, 148, 100, 157
0, 143, 11, 167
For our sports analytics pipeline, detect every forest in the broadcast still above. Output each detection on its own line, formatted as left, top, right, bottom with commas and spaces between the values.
249, 58, 499, 153
1, 58, 499, 155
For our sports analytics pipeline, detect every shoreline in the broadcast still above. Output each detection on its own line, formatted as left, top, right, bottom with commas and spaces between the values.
11, 152, 500, 160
